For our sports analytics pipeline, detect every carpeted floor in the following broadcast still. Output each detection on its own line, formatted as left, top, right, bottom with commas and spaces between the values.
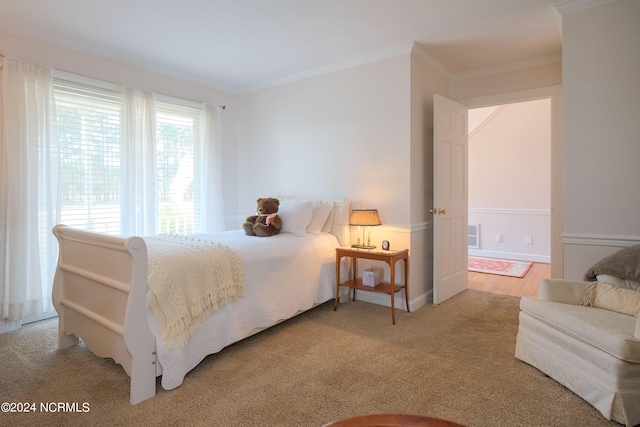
0, 290, 621, 427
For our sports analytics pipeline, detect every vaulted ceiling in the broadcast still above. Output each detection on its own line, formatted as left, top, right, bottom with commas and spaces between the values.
0, 0, 563, 92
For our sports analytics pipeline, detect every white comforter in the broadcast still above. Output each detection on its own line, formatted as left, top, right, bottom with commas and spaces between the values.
146, 230, 346, 390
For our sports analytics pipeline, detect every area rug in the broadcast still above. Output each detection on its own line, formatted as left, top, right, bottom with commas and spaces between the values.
468, 256, 533, 278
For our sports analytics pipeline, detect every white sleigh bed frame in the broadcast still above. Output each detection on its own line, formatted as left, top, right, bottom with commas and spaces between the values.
52, 199, 350, 404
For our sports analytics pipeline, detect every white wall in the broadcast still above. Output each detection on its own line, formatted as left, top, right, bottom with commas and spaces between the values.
468, 99, 551, 262
560, 0, 640, 279
236, 55, 411, 225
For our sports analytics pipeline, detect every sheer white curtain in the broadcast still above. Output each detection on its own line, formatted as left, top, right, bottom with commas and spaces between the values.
1, 57, 60, 323
198, 104, 225, 233
121, 88, 157, 236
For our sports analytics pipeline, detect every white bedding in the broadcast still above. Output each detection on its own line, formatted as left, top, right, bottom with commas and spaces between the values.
147, 229, 347, 390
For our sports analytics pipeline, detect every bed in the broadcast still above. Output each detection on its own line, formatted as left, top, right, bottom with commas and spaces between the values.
51, 198, 351, 404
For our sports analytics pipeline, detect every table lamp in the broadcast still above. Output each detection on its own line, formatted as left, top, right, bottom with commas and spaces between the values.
349, 209, 382, 249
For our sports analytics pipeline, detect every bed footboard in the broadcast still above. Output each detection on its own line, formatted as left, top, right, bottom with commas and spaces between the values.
52, 225, 157, 404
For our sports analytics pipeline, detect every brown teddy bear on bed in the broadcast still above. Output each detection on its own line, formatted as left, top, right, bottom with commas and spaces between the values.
243, 197, 283, 237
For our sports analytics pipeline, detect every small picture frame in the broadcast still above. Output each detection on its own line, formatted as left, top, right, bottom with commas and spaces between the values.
381, 240, 390, 251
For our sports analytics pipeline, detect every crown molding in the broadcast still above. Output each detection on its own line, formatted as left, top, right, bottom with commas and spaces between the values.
409, 42, 452, 80
243, 41, 456, 93
450, 54, 562, 81
553, 0, 617, 14
0, 28, 238, 94
240, 44, 414, 93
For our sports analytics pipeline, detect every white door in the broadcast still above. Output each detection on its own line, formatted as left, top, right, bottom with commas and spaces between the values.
433, 94, 468, 304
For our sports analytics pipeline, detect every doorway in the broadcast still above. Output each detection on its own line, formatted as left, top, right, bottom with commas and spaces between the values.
466, 98, 555, 297
468, 99, 551, 263
461, 86, 563, 280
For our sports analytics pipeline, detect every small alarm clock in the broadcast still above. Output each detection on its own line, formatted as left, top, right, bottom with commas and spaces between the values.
381, 240, 390, 251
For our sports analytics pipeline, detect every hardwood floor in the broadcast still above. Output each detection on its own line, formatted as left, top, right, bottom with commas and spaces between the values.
467, 262, 550, 298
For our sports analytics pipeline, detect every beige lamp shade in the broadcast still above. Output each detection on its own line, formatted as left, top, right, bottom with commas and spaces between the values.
349, 209, 382, 226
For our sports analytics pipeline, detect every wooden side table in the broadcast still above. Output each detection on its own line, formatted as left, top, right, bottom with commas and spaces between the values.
334, 247, 409, 324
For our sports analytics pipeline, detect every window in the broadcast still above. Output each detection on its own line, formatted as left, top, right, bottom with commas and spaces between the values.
156, 101, 201, 234
54, 78, 203, 235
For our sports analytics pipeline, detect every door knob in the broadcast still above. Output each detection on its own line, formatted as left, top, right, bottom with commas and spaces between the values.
429, 208, 447, 215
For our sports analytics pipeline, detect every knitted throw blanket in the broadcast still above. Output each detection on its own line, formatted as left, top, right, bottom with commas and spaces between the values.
145, 235, 246, 351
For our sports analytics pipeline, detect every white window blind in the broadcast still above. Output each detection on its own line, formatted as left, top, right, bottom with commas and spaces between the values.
54, 79, 123, 234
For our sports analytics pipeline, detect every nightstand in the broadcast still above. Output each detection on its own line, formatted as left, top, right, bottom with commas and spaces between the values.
333, 247, 409, 324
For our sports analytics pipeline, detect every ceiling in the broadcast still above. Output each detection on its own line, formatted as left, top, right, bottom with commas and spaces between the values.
0, 0, 563, 92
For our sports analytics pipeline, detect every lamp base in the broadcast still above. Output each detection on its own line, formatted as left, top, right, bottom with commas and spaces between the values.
351, 244, 376, 250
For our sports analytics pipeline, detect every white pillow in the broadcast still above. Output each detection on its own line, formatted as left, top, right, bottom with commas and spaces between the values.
580, 281, 640, 317
596, 274, 640, 291
307, 200, 334, 234
278, 199, 313, 236
321, 207, 335, 233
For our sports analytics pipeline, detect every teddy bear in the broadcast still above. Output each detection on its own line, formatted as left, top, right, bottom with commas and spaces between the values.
243, 197, 283, 237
